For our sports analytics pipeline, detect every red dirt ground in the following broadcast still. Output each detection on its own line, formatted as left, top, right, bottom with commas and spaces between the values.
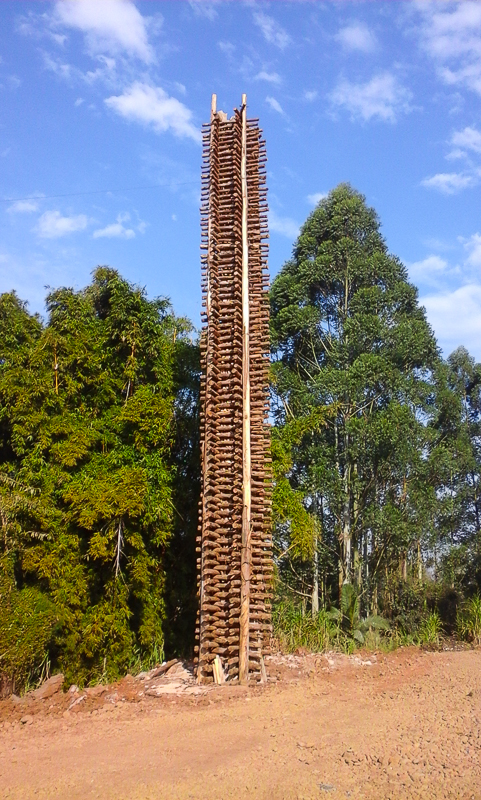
0, 646, 480, 800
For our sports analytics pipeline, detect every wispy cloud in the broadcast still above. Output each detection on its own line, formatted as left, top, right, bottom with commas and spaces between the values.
421, 171, 477, 194
269, 209, 299, 239
330, 72, 412, 123
35, 210, 88, 238
93, 212, 136, 239
335, 22, 377, 53
450, 125, 481, 156
188, 0, 220, 21
422, 283, 481, 355
253, 12, 290, 50
255, 71, 281, 85
53, 0, 154, 63
42, 51, 72, 80
303, 90, 318, 102
423, 125, 481, 192
265, 96, 284, 115
7, 199, 39, 213
218, 40, 235, 56
105, 82, 201, 143
414, 1, 481, 96
464, 232, 481, 267
307, 192, 327, 206
408, 254, 450, 287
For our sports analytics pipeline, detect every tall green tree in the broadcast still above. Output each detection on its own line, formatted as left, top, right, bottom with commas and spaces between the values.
434, 347, 481, 591
0, 268, 179, 686
270, 184, 439, 610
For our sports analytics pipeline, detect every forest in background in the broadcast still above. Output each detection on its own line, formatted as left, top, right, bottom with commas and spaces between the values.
1, 184, 481, 695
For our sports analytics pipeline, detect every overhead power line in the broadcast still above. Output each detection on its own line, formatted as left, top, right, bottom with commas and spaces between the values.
0, 179, 200, 204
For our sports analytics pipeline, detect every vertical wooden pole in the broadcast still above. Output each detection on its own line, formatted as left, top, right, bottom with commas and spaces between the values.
239, 93, 251, 684
197, 93, 217, 684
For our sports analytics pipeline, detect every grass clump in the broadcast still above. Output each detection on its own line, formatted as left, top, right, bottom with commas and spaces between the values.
417, 610, 444, 647
457, 594, 481, 645
273, 598, 346, 653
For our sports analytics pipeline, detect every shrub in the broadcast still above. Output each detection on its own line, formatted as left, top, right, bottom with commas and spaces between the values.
457, 595, 481, 645
417, 611, 443, 647
0, 570, 57, 696
273, 598, 342, 653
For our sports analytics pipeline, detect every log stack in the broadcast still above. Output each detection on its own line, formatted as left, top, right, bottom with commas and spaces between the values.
195, 95, 272, 684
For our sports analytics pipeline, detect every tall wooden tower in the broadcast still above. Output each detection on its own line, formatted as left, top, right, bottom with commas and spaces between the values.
195, 94, 272, 684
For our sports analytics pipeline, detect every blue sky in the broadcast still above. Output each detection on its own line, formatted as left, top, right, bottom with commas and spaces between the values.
1, 1, 481, 358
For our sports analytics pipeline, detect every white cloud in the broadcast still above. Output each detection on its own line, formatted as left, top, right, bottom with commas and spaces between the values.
74, 97, 84, 106
269, 209, 299, 239
255, 71, 281, 85
266, 96, 284, 114
188, 0, 219, 20
53, 0, 154, 63
409, 254, 448, 274
464, 232, 481, 266
415, 1, 481, 95
6, 76, 22, 90
93, 212, 136, 239
422, 283, 481, 355
304, 90, 318, 102
35, 210, 88, 238
307, 192, 327, 206
421, 171, 477, 193
330, 72, 412, 122
336, 22, 377, 53
451, 125, 481, 155
253, 12, 290, 50
427, 126, 481, 190
105, 82, 200, 143
42, 52, 72, 80
218, 41, 235, 56
7, 199, 39, 213
408, 254, 450, 287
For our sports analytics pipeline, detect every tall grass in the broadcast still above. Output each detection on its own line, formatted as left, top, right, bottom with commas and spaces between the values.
417, 611, 444, 647
457, 595, 481, 646
272, 599, 350, 653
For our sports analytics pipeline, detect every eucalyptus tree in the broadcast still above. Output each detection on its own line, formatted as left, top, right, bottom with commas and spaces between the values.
434, 347, 481, 591
270, 184, 439, 608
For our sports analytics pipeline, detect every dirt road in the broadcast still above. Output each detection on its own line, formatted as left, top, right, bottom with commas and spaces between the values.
0, 647, 480, 800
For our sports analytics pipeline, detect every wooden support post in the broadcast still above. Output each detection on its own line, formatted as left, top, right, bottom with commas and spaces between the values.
197, 93, 217, 685
239, 93, 251, 685
196, 92, 271, 684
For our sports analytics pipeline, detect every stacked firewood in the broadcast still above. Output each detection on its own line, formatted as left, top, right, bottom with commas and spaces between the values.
195, 99, 272, 683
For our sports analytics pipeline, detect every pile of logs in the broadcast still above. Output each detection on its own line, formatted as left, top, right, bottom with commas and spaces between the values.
195, 95, 272, 684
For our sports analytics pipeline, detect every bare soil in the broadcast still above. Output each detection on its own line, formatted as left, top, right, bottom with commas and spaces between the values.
0, 646, 480, 800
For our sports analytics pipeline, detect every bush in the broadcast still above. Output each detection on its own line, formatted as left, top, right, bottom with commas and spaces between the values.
457, 594, 481, 645
273, 598, 343, 653
381, 579, 428, 635
0, 571, 57, 696
417, 611, 443, 647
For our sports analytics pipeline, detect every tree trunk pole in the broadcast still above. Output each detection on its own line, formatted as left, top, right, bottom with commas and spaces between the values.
311, 492, 319, 616
239, 93, 251, 685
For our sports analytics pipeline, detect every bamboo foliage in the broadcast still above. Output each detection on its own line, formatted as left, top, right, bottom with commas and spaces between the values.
195, 95, 272, 683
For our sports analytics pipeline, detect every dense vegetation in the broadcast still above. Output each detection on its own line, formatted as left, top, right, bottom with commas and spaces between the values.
1, 186, 480, 694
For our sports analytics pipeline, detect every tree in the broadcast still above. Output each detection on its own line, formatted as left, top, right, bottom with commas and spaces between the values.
434, 347, 481, 592
270, 184, 439, 611
0, 269, 180, 686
